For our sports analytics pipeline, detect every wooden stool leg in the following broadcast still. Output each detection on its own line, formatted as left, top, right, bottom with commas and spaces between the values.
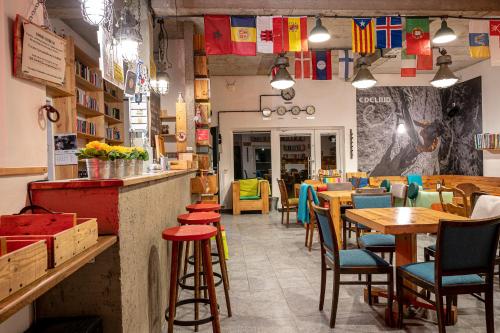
167, 241, 180, 333
200, 242, 207, 299
194, 240, 201, 332
182, 241, 190, 284
215, 223, 232, 317
176, 241, 184, 302
201, 239, 221, 333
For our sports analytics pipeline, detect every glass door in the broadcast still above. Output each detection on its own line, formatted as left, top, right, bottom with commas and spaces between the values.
279, 132, 312, 198
313, 129, 343, 177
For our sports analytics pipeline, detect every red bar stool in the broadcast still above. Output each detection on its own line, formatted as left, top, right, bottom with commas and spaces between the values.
177, 212, 232, 319
162, 225, 220, 333
186, 203, 221, 213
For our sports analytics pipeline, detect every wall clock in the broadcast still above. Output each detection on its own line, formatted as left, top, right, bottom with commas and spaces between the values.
305, 105, 316, 115
290, 106, 301, 115
281, 88, 295, 101
276, 106, 287, 116
262, 108, 272, 117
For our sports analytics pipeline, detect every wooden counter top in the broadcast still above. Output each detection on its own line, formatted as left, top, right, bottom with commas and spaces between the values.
29, 169, 197, 190
0, 236, 117, 323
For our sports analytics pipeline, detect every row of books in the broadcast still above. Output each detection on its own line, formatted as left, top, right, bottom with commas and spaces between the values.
77, 118, 96, 136
474, 133, 500, 149
104, 104, 120, 120
76, 88, 99, 111
106, 127, 121, 141
75, 60, 102, 88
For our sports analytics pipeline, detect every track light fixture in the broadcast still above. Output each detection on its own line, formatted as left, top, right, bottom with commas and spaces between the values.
270, 54, 295, 90
433, 18, 457, 44
308, 16, 331, 43
430, 49, 459, 88
352, 56, 377, 89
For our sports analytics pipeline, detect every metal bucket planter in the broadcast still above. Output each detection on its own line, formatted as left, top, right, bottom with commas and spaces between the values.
124, 159, 136, 177
134, 159, 144, 176
110, 159, 125, 179
85, 158, 110, 179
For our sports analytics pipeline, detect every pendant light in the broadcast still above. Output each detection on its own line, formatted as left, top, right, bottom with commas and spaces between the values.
115, 0, 142, 62
432, 18, 457, 44
430, 49, 458, 88
151, 18, 171, 95
308, 17, 331, 43
270, 54, 295, 90
397, 117, 406, 134
80, 0, 112, 26
352, 57, 377, 89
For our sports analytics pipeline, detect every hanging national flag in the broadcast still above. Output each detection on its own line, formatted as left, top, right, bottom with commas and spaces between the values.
204, 15, 231, 55
406, 18, 431, 56
469, 20, 490, 59
352, 18, 375, 54
490, 20, 500, 66
490, 20, 500, 36
272, 16, 308, 53
312, 50, 332, 80
375, 17, 402, 49
401, 34, 416, 77
417, 50, 433, 70
338, 50, 354, 81
230, 16, 257, 56
256, 16, 275, 53
294, 51, 311, 79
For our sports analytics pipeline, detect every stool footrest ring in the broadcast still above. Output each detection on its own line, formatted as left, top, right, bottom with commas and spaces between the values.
178, 271, 223, 290
165, 298, 215, 326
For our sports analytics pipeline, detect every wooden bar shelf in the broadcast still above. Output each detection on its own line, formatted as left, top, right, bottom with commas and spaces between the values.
77, 132, 104, 141
0, 167, 48, 177
160, 116, 176, 121
105, 138, 124, 144
104, 114, 123, 125
0, 236, 117, 323
75, 75, 101, 92
76, 104, 102, 117
104, 91, 122, 104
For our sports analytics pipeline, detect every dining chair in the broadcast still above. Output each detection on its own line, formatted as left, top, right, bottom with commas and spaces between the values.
277, 179, 298, 225
305, 186, 318, 251
396, 216, 500, 333
455, 183, 481, 198
380, 179, 391, 193
407, 173, 423, 187
437, 186, 469, 217
350, 193, 395, 264
312, 204, 393, 328
407, 182, 420, 207
391, 183, 408, 207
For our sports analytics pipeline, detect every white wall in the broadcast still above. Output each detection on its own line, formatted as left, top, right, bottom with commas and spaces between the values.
456, 60, 500, 176
211, 74, 434, 207
0, 1, 48, 332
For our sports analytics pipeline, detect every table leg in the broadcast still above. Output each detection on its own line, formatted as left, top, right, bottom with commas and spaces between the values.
330, 197, 342, 249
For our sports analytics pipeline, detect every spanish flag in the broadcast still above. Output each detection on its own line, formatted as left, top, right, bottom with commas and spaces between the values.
272, 17, 308, 53
231, 16, 257, 56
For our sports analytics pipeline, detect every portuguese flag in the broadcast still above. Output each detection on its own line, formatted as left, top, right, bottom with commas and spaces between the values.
406, 18, 431, 56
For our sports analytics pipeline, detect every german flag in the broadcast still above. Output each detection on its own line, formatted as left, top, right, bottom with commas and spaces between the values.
231, 16, 257, 56
352, 18, 375, 54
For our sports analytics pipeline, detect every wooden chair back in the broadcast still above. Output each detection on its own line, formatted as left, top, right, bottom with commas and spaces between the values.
438, 186, 469, 217
306, 186, 316, 223
456, 183, 481, 198
277, 179, 289, 207
351, 193, 393, 209
391, 183, 408, 206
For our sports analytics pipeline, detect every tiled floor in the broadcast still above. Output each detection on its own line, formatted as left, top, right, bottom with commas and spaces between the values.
175, 211, 500, 332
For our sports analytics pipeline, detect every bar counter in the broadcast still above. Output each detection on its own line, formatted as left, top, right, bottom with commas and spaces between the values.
29, 169, 197, 332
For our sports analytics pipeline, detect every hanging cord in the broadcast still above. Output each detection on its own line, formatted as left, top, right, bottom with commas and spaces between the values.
28, 0, 51, 29
158, 18, 172, 70
39, 104, 60, 123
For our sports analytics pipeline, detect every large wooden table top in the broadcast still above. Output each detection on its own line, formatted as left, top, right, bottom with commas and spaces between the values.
345, 207, 469, 235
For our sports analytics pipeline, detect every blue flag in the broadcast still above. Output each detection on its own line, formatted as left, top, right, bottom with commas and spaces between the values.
375, 17, 402, 48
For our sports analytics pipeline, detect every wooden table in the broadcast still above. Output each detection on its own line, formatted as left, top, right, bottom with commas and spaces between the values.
317, 191, 354, 248
345, 207, 468, 267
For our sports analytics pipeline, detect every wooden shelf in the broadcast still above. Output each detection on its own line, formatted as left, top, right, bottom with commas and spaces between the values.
77, 132, 104, 141
160, 134, 176, 140
46, 84, 73, 98
160, 116, 176, 121
76, 75, 102, 92
104, 91, 122, 103
105, 138, 124, 144
479, 149, 500, 154
104, 114, 123, 125
76, 104, 102, 117
0, 167, 48, 177
0, 236, 117, 323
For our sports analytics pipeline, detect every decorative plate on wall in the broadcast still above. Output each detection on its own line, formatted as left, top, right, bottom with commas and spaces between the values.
276, 106, 287, 116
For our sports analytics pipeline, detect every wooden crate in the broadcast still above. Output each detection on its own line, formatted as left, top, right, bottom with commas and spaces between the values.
194, 79, 210, 100
0, 239, 48, 302
170, 160, 192, 170
196, 129, 210, 146
191, 175, 218, 194
193, 33, 205, 53
194, 56, 208, 76
0, 214, 98, 268
198, 154, 211, 170
195, 103, 211, 125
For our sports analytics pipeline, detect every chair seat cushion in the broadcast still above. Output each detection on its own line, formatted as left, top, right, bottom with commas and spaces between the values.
359, 234, 395, 247
288, 198, 299, 206
239, 178, 259, 197
400, 261, 484, 286
240, 195, 260, 200
337, 249, 390, 267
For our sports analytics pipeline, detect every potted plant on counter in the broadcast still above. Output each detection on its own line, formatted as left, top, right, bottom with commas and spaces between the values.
131, 147, 149, 175
76, 141, 111, 179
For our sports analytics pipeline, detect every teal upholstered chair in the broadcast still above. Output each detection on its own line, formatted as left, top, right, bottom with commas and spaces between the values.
380, 179, 391, 193
407, 182, 420, 206
407, 174, 423, 187
350, 193, 396, 263
396, 216, 500, 332
312, 204, 393, 328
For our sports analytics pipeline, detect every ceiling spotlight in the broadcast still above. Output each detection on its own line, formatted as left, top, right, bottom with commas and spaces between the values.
270, 54, 295, 90
115, 3, 142, 62
433, 19, 457, 44
352, 57, 377, 89
430, 49, 458, 88
309, 17, 331, 43
80, 0, 111, 26
397, 118, 406, 134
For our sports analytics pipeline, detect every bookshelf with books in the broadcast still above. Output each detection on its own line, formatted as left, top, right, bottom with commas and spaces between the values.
103, 80, 124, 144
475, 133, 500, 154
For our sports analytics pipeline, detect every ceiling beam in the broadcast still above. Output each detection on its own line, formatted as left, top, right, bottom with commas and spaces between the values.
153, 0, 500, 16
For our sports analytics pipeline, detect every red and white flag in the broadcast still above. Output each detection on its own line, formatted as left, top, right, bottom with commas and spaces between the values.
417, 50, 433, 71
294, 51, 311, 79
490, 20, 500, 66
256, 16, 275, 54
